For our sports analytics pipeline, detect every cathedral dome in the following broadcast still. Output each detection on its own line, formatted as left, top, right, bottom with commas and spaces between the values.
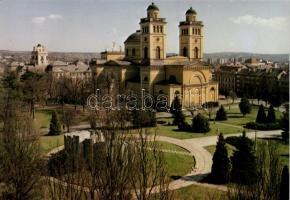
147, 2, 159, 11
124, 31, 141, 43
186, 7, 197, 15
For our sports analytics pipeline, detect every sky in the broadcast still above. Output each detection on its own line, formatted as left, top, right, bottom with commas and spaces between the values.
0, 0, 289, 54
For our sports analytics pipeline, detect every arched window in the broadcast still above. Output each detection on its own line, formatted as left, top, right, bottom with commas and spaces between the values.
194, 47, 198, 59
156, 46, 161, 59
183, 47, 187, 57
168, 75, 177, 84
144, 47, 148, 59
132, 48, 136, 56
143, 76, 148, 82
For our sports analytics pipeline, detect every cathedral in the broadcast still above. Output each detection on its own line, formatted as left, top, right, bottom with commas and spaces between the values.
91, 3, 218, 108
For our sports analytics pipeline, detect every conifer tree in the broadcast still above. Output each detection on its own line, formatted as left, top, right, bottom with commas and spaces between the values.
267, 105, 276, 123
49, 111, 62, 135
231, 133, 257, 185
215, 105, 227, 121
256, 104, 267, 123
210, 133, 231, 184
239, 97, 252, 117
170, 96, 185, 126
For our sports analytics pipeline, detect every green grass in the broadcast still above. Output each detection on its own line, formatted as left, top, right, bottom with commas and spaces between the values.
39, 134, 64, 154
155, 105, 283, 140
163, 153, 194, 179
205, 144, 237, 157
151, 141, 189, 153
222, 105, 283, 127
156, 122, 242, 140
35, 110, 51, 129
171, 184, 226, 200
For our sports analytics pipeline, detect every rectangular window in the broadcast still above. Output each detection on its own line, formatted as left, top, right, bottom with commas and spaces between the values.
160, 26, 163, 33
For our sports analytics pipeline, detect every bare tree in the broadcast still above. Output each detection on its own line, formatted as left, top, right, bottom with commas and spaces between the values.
0, 90, 44, 200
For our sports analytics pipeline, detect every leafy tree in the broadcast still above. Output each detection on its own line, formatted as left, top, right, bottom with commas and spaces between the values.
49, 111, 62, 135
192, 113, 210, 133
170, 96, 185, 126
281, 104, 289, 141
267, 105, 276, 123
210, 133, 231, 184
231, 133, 257, 185
256, 104, 267, 123
239, 97, 252, 117
215, 105, 227, 121
279, 165, 289, 200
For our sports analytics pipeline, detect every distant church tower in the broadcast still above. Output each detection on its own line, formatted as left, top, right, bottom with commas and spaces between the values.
179, 7, 204, 61
31, 44, 48, 65
139, 3, 167, 60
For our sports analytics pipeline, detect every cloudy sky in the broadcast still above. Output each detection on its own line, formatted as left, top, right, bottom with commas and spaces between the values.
0, 0, 289, 54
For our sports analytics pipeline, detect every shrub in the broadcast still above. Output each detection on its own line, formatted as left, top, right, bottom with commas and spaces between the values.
192, 114, 210, 133
215, 105, 227, 121
132, 109, 156, 128
245, 122, 280, 130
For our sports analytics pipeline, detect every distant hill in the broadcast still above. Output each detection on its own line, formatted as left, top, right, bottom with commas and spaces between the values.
0, 50, 100, 63
1, 50, 288, 63
203, 52, 289, 63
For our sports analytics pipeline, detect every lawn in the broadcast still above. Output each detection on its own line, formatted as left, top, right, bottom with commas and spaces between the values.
151, 141, 189, 153
170, 184, 226, 200
35, 110, 51, 130
221, 105, 283, 127
39, 134, 64, 154
156, 122, 242, 140
155, 105, 283, 140
163, 152, 194, 179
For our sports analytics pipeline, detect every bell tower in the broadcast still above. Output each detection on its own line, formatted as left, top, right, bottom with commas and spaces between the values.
140, 3, 167, 60
179, 7, 204, 61
31, 43, 48, 65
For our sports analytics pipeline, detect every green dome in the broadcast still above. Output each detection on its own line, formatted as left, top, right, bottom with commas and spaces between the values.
147, 2, 159, 11
186, 7, 197, 15
124, 31, 141, 43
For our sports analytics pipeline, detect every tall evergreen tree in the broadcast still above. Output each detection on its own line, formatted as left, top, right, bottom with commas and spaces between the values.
192, 113, 210, 133
215, 105, 227, 121
170, 96, 185, 126
256, 104, 267, 123
279, 165, 289, 200
48, 111, 62, 135
231, 133, 257, 185
210, 133, 231, 184
239, 97, 252, 117
267, 105, 276, 123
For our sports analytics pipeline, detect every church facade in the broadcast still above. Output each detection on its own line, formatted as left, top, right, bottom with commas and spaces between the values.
90, 3, 218, 108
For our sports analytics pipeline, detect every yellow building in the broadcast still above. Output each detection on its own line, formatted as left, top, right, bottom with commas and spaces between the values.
90, 3, 218, 108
